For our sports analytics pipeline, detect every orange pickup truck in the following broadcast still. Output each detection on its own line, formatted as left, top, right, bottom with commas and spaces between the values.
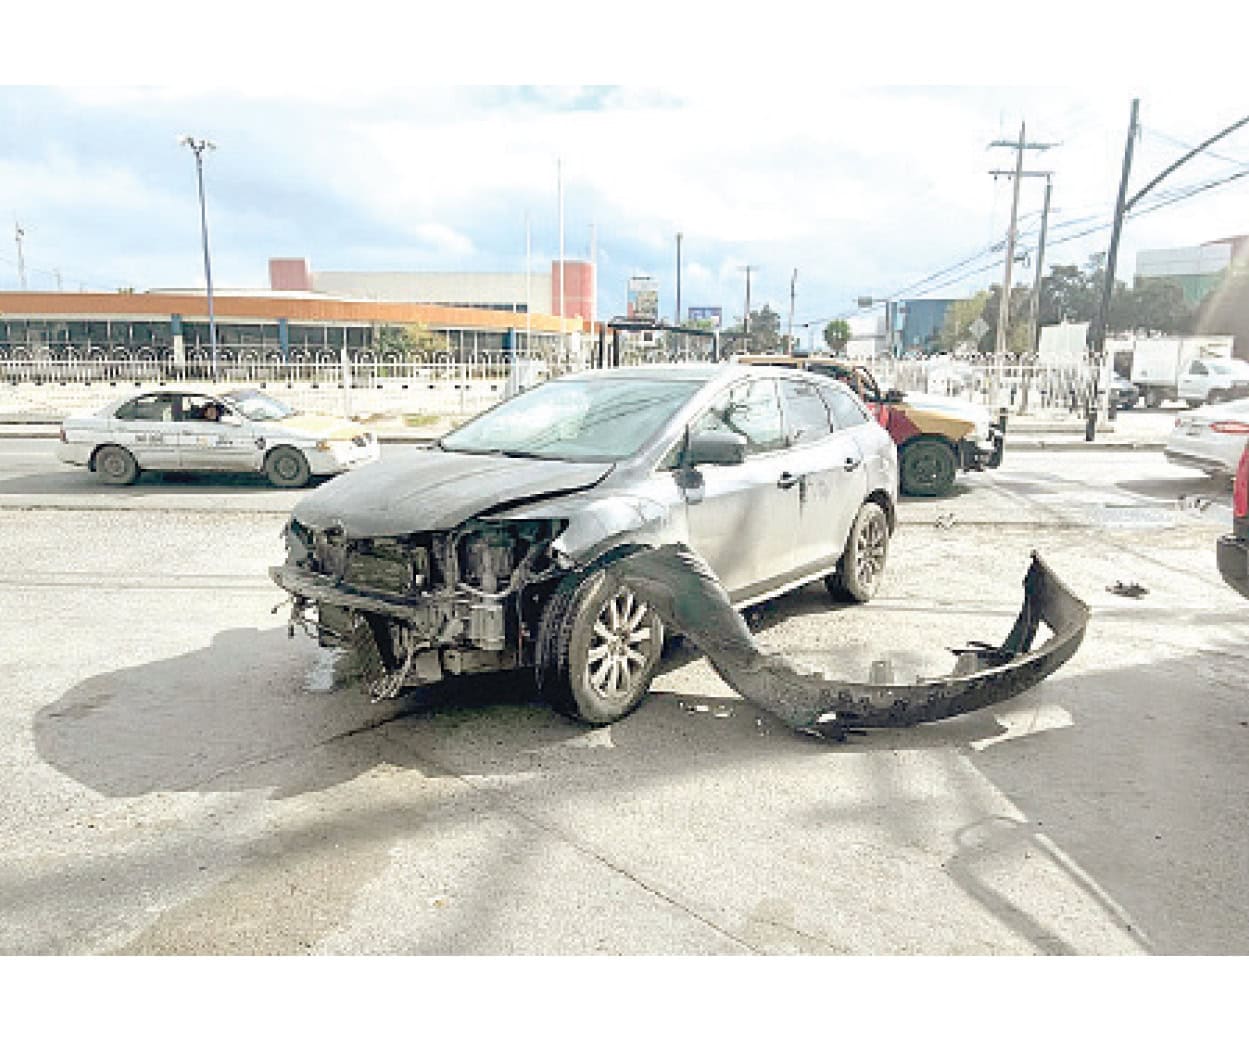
735, 355, 1007, 496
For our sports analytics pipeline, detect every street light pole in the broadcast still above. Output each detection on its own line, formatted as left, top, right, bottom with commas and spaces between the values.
181, 136, 218, 381
1086, 99, 1139, 441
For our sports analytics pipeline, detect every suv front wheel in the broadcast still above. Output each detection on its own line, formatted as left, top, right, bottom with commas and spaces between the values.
538, 570, 664, 725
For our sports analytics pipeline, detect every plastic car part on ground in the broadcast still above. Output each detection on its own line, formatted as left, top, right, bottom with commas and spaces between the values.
597, 544, 1090, 739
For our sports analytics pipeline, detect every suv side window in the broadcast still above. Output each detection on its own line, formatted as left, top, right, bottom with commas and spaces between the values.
691, 378, 786, 454
819, 384, 870, 429
780, 378, 832, 445
1190, 360, 1208, 376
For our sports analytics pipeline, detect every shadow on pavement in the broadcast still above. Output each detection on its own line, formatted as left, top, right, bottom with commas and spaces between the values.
0, 470, 332, 496
31, 588, 1249, 953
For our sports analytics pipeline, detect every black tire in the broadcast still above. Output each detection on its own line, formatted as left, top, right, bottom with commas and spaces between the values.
264, 446, 312, 488
94, 445, 138, 485
825, 500, 890, 604
538, 569, 664, 725
899, 437, 957, 497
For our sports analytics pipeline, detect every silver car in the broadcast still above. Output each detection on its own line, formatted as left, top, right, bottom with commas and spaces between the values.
271, 365, 899, 724
1164, 397, 1249, 478
57, 387, 380, 487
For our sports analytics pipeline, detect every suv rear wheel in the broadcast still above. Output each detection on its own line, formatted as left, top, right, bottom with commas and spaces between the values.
826, 500, 890, 603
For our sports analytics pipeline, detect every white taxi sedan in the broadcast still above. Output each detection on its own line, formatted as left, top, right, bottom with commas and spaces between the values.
57, 387, 381, 487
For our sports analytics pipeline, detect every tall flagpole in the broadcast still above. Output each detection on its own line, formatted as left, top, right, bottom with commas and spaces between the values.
558, 159, 566, 356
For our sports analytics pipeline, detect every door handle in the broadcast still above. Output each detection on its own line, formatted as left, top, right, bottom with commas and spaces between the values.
777, 471, 801, 490
844, 456, 862, 472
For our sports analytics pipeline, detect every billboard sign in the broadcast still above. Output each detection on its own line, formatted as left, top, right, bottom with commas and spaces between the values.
687, 306, 722, 328
627, 276, 659, 321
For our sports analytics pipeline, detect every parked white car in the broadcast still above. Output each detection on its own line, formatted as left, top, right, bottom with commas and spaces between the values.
57, 387, 380, 487
1164, 397, 1249, 478
1176, 357, 1249, 408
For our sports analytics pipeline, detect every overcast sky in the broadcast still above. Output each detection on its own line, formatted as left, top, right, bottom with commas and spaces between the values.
3, 11, 1246, 338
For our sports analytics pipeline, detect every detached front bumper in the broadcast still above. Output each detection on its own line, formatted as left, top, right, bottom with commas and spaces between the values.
602, 544, 1088, 738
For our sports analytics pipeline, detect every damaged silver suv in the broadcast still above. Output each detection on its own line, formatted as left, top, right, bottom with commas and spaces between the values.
271, 364, 898, 724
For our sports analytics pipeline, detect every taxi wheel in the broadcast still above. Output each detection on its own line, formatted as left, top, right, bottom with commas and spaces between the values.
94, 445, 138, 485
900, 437, 957, 497
264, 447, 312, 488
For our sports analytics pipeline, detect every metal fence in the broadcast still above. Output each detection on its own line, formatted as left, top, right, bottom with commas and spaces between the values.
1, 341, 1103, 420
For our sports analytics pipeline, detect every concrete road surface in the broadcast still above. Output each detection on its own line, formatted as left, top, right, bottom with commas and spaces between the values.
0, 443, 1246, 954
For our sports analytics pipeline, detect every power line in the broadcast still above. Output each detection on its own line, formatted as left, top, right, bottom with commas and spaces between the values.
1142, 126, 1249, 170
804, 159, 1249, 324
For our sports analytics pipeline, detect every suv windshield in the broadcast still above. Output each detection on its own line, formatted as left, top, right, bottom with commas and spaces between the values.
222, 390, 297, 421
439, 377, 703, 462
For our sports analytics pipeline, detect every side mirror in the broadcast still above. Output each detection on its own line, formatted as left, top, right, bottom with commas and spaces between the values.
687, 430, 747, 466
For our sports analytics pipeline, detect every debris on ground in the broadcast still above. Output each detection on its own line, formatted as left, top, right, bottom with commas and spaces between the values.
1106, 580, 1149, 598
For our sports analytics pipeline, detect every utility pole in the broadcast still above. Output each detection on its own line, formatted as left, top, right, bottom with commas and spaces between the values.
1086, 98, 1140, 442
14, 221, 26, 290
787, 268, 797, 351
988, 123, 1055, 409
1029, 174, 1054, 353
675, 232, 683, 325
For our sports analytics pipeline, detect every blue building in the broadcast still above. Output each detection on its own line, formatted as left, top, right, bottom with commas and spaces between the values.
897, 298, 955, 354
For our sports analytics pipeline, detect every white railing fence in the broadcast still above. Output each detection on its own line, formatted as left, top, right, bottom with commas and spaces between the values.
1, 343, 1104, 420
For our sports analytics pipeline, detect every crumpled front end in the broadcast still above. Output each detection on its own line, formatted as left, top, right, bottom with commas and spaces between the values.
271, 515, 569, 698
599, 544, 1087, 738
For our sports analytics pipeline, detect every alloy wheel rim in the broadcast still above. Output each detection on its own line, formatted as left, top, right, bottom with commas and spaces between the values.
585, 586, 653, 701
855, 514, 888, 589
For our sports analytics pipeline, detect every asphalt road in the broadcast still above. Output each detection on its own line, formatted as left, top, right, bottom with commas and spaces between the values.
1, 441, 1246, 954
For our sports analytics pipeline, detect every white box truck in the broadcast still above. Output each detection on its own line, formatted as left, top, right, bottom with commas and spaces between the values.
1129, 336, 1234, 408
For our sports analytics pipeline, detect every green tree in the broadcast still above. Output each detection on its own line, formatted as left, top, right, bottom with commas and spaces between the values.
1113, 278, 1194, 335
823, 319, 851, 352
1193, 267, 1249, 354
374, 323, 445, 358
726, 304, 783, 352
937, 291, 991, 351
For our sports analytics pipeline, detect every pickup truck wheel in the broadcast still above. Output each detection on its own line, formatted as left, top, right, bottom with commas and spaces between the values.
538, 570, 663, 725
94, 445, 139, 485
264, 446, 312, 488
900, 437, 957, 497
826, 500, 890, 603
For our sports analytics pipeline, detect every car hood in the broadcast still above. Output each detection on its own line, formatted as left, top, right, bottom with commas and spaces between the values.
896, 393, 990, 438
290, 448, 615, 537
261, 413, 369, 440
